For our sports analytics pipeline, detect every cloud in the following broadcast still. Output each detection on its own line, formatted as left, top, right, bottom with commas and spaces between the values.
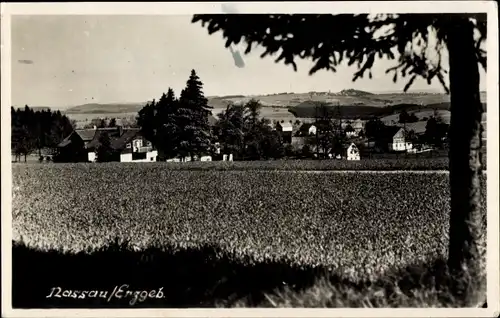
18, 59, 34, 65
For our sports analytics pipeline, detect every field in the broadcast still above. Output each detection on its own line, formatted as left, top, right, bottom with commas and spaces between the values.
11, 162, 487, 308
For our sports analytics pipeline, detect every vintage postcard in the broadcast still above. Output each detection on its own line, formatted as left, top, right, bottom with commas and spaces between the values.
1, 1, 499, 317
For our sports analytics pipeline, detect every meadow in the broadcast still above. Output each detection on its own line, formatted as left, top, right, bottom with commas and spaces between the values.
11, 163, 487, 308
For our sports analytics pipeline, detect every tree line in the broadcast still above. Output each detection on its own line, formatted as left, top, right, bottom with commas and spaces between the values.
11, 106, 74, 162
138, 68, 451, 162
137, 70, 359, 161
137, 69, 301, 161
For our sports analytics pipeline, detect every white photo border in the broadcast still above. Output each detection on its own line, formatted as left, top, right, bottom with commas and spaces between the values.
1, 2, 498, 317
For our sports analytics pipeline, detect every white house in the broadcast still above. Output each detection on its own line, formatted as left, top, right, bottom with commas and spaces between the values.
277, 121, 293, 132
276, 121, 294, 144
388, 127, 413, 152
346, 143, 361, 160
166, 155, 212, 162
342, 119, 365, 136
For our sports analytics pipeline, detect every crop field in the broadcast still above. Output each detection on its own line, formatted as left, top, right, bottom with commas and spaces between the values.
11, 163, 487, 307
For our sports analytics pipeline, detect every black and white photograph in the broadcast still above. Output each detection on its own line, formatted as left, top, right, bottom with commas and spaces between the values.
1, 2, 499, 316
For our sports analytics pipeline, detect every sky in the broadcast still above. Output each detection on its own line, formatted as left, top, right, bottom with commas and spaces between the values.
11, 15, 487, 108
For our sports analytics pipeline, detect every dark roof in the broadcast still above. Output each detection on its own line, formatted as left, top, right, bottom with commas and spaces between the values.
295, 123, 316, 136
110, 129, 141, 150
381, 125, 403, 139
58, 127, 143, 151
75, 129, 97, 141
58, 139, 72, 147
86, 127, 141, 151
57, 131, 81, 148
299, 123, 314, 132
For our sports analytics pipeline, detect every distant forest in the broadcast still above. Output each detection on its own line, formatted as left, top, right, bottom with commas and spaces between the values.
288, 102, 487, 120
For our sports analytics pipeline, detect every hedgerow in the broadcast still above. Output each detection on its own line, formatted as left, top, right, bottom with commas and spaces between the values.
12, 163, 487, 284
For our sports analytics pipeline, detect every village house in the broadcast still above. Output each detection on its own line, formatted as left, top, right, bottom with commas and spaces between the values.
291, 123, 317, 151
276, 121, 294, 144
329, 142, 361, 160
344, 143, 361, 160
56, 126, 158, 162
387, 126, 413, 152
342, 119, 365, 136
344, 125, 357, 137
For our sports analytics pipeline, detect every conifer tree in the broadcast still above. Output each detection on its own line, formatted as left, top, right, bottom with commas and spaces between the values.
137, 99, 157, 147
155, 88, 179, 159
95, 131, 114, 162
177, 70, 213, 160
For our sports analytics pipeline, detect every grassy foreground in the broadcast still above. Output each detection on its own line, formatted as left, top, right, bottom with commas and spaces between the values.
11, 163, 487, 308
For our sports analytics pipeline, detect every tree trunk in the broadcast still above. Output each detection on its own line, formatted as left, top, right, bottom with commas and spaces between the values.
446, 15, 485, 301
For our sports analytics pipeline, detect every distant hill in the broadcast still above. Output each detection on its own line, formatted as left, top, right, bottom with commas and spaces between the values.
337, 89, 374, 96
56, 90, 486, 123
65, 102, 146, 114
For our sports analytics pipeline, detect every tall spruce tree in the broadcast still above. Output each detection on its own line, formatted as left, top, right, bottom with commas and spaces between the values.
96, 131, 114, 162
137, 99, 157, 147
177, 70, 213, 160
155, 88, 179, 159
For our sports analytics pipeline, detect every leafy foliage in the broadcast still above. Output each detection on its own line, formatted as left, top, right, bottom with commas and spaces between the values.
399, 110, 419, 123
191, 13, 486, 92
425, 114, 450, 148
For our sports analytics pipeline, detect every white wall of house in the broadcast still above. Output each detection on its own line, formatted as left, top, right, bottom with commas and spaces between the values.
166, 155, 212, 162
389, 128, 413, 152
346, 130, 357, 137
347, 144, 360, 161
390, 141, 413, 151
120, 150, 158, 162
308, 125, 317, 135
280, 122, 293, 132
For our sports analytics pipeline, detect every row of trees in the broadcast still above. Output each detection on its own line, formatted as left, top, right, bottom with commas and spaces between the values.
137, 70, 213, 161
11, 106, 74, 162
213, 100, 292, 160
137, 69, 294, 161
83, 116, 138, 129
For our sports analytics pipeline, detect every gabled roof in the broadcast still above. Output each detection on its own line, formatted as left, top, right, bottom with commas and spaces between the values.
382, 126, 404, 139
57, 130, 83, 148
75, 129, 97, 141
86, 127, 141, 151
295, 123, 316, 136
299, 123, 315, 132
277, 121, 293, 131
59, 127, 144, 151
